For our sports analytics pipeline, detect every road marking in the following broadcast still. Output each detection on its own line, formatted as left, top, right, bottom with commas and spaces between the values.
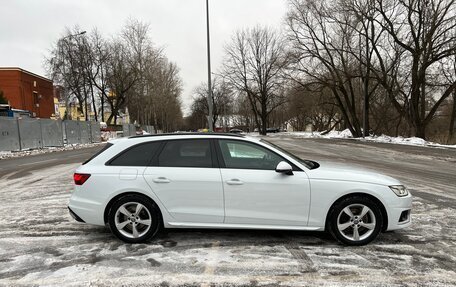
201, 240, 220, 287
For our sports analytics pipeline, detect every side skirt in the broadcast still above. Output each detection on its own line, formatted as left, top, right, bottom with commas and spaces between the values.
165, 222, 324, 231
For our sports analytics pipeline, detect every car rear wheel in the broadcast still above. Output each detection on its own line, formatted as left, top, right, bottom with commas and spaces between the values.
327, 195, 383, 246
108, 194, 161, 243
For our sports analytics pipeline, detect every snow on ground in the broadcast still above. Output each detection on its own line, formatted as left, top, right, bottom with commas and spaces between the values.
0, 142, 104, 160
0, 138, 455, 286
252, 129, 456, 149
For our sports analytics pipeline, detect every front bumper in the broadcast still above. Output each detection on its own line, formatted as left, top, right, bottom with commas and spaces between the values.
386, 194, 413, 231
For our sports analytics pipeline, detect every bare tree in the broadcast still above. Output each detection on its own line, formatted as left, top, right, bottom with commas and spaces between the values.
46, 27, 93, 120
121, 19, 183, 132
223, 26, 288, 135
121, 19, 154, 125
150, 60, 183, 132
86, 29, 111, 122
286, 84, 339, 132
192, 77, 233, 129
45, 20, 184, 130
367, 0, 456, 139
287, 0, 369, 137
105, 40, 137, 125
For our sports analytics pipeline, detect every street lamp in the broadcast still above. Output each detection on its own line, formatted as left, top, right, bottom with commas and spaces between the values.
206, 0, 214, 132
62, 31, 86, 40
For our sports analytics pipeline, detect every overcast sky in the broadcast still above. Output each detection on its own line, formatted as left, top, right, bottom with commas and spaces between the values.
0, 0, 288, 114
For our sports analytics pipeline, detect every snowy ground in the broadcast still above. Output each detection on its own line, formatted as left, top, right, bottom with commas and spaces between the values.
0, 143, 104, 160
251, 130, 456, 149
0, 137, 455, 286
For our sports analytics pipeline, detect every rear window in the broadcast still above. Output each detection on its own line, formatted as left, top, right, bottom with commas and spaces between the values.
108, 142, 161, 166
158, 139, 212, 168
82, 143, 113, 165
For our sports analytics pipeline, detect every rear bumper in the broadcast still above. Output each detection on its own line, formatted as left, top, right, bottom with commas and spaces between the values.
68, 193, 105, 226
68, 207, 85, 223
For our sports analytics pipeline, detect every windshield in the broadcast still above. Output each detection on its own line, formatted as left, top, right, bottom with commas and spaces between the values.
260, 139, 319, 170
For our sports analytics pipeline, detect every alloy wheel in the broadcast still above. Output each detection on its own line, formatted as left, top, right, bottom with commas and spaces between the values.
336, 204, 376, 242
114, 202, 152, 239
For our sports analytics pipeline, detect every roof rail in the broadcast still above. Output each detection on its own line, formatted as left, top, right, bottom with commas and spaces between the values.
128, 132, 245, 139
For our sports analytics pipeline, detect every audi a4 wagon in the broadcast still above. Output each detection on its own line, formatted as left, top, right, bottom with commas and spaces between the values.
69, 133, 412, 245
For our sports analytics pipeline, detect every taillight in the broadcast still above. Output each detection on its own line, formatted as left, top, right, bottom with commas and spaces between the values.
74, 173, 91, 185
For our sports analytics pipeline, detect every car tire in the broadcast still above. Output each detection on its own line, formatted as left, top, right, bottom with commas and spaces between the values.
327, 195, 383, 246
108, 194, 161, 243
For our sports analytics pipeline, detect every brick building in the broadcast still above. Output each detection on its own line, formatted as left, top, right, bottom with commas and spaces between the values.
0, 67, 54, 118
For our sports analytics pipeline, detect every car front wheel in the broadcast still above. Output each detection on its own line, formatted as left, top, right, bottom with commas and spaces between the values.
108, 194, 161, 243
327, 195, 383, 245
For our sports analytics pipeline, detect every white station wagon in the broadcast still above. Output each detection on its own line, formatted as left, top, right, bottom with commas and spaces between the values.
69, 133, 412, 245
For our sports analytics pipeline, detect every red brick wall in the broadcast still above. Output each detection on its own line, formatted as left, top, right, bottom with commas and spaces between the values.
0, 68, 54, 118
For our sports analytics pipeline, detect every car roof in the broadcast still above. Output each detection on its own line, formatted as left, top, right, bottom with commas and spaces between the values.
129, 132, 245, 139
106, 132, 260, 146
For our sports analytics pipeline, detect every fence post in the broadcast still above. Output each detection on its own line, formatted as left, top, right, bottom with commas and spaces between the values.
39, 119, 44, 148
78, 121, 82, 144
16, 118, 22, 151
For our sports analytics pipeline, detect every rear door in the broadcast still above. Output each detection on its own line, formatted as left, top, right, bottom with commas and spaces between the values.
143, 139, 224, 223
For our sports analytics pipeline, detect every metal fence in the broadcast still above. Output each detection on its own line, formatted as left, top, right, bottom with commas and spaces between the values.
0, 118, 101, 152
143, 125, 155, 134
121, 124, 155, 136
122, 124, 136, 137
0, 117, 21, 151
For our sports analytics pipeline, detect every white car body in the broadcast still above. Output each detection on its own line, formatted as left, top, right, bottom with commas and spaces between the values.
69, 134, 412, 243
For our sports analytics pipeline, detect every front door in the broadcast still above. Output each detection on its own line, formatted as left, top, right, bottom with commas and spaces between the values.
217, 139, 310, 226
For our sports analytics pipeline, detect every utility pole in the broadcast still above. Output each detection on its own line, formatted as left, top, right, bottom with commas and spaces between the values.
206, 0, 214, 132
363, 21, 369, 138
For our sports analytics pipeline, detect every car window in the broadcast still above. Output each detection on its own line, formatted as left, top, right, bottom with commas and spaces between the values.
158, 139, 212, 168
83, 143, 113, 165
109, 142, 161, 166
260, 139, 319, 169
218, 140, 284, 170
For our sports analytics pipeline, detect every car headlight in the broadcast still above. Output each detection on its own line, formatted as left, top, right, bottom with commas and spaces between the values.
389, 185, 409, 197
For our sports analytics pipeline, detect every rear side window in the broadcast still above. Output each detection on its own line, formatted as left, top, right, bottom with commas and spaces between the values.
158, 139, 212, 168
109, 142, 161, 166
83, 143, 113, 165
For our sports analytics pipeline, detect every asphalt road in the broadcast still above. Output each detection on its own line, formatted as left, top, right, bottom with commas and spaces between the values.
0, 137, 455, 286
0, 145, 104, 180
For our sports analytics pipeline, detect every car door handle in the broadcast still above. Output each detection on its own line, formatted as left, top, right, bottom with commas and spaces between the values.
152, 177, 170, 183
226, 179, 244, 185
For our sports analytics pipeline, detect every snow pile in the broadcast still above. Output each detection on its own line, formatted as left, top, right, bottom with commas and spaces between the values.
363, 134, 456, 148
257, 129, 456, 148
367, 135, 426, 145
0, 142, 104, 160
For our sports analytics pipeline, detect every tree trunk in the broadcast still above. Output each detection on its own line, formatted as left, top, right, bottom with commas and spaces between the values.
101, 94, 105, 122
415, 122, 426, 139
448, 91, 456, 144
90, 85, 98, 122
260, 98, 268, 135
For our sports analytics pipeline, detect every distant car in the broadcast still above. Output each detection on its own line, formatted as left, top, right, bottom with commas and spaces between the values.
267, 127, 280, 133
69, 133, 412, 245
229, 128, 243, 134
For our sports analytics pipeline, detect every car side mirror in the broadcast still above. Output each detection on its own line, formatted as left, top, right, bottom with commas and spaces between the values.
275, 161, 293, 175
